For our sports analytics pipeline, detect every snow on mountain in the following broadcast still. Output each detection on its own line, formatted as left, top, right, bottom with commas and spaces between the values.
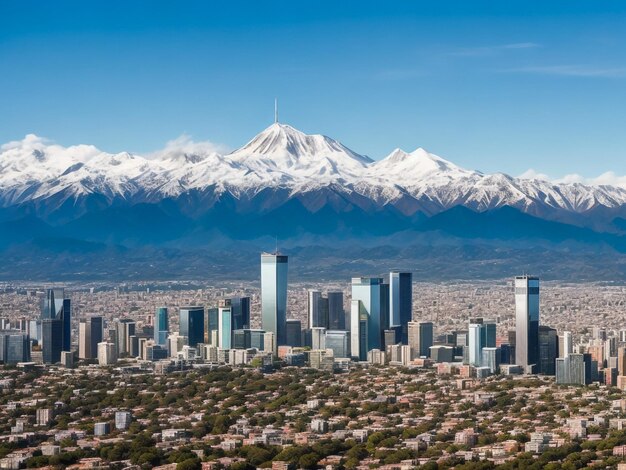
2, 123, 626, 219
228, 123, 373, 184
369, 147, 478, 186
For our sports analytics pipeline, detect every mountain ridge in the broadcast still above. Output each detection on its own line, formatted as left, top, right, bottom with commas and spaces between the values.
3, 122, 626, 228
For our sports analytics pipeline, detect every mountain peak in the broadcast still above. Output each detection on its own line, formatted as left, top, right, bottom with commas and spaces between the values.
227, 122, 373, 180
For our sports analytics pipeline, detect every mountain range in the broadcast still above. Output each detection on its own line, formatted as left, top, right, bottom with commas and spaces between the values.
3, 122, 626, 281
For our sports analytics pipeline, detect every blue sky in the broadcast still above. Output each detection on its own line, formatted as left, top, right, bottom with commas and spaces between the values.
2, 1, 626, 177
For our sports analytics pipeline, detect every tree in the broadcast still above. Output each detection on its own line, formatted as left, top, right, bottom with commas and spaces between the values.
177, 457, 202, 470
298, 452, 320, 469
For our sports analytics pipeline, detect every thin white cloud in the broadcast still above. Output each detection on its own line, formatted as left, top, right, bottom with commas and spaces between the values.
449, 42, 540, 57
508, 65, 626, 78
146, 134, 230, 160
520, 169, 626, 188
518, 169, 550, 181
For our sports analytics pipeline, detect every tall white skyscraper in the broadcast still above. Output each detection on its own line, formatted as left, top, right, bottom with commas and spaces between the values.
560, 331, 573, 358
261, 253, 288, 346
468, 323, 483, 367
515, 275, 540, 372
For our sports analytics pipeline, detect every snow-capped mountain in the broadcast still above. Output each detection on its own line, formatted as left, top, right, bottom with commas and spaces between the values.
2, 122, 626, 225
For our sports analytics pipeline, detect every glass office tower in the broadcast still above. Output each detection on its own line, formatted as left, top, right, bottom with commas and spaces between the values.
42, 318, 62, 364
230, 297, 251, 331
0, 332, 30, 364
261, 253, 288, 346
286, 319, 302, 347
218, 303, 233, 350
350, 277, 389, 360
41, 288, 71, 359
515, 275, 540, 372
327, 292, 344, 330
179, 307, 205, 348
205, 308, 219, 345
154, 307, 169, 346
389, 271, 412, 344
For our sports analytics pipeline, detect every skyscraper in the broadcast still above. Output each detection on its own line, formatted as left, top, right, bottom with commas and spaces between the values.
286, 319, 302, 347
97, 342, 117, 365
261, 253, 288, 346
325, 330, 350, 358
179, 307, 204, 348
350, 277, 389, 361
327, 292, 345, 330
154, 307, 169, 346
0, 332, 30, 364
41, 318, 62, 364
79, 316, 103, 360
41, 289, 71, 361
205, 308, 219, 345
468, 323, 483, 367
408, 321, 434, 359
116, 319, 136, 357
515, 275, 540, 373
389, 271, 412, 344
559, 331, 573, 358
218, 301, 233, 350
308, 290, 324, 328
230, 297, 251, 331
538, 325, 558, 375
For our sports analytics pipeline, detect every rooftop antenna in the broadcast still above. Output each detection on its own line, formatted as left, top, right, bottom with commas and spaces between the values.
275, 235, 279, 255
274, 98, 278, 124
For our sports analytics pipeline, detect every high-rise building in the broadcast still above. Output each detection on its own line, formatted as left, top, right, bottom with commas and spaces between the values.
41, 319, 62, 364
116, 319, 136, 357
154, 307, 168, 346
218, 301, 233, 350
468, 323, 483, 367
430, 345, 454, 363
28, 320, 41, 342
230, 297, 251, 331
41, 289, 71, 362
285, 319, 302, 347
407, 321, 433, 359
618, 346, 626, 376
325, 330, 350, 358
233, 329, 265, 350
97, 342, 117, 365
350, 277, 389, 361
79, 317, 103, 360
481, 321, 497, 348
205, 307, 219, 345
389, 271, 412, 344
0, 332, 30, 364
261, 253, 288, 346
538, 326, 558, 375
556, 353, 592, 385
308, 290, 324, 328
264, 331, 276, 354
310, 327, 326, 350
327, 292, 345, 330
481, 347, 500, 373
559, 331, 573, 358
515, 275, 540, 373
179, 307, 204, 348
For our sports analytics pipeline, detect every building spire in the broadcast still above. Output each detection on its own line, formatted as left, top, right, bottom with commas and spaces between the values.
274, 98, 278, 124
